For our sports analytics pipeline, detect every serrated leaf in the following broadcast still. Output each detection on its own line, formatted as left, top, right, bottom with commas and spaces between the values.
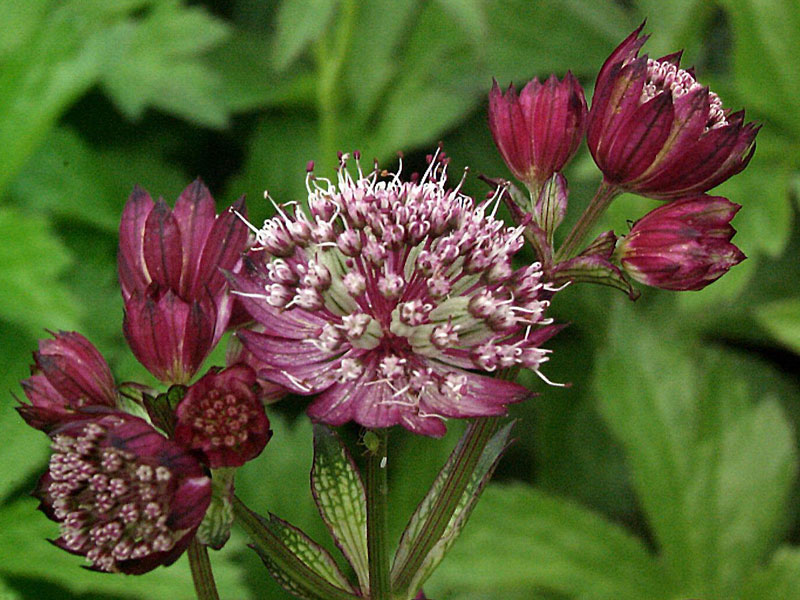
427, 483, 668, 600
233, 497, 358, 600
271, 0, 339, 72
391, 420, 514, 595
253, 513, 356, 596
405, 421, 515, 594
98, 2, 231, 126
0, 498, 251, 599
755, 298, 800, 354
0, 207, 82, 333
594, 303, 798, 596
311, 425, 369, 593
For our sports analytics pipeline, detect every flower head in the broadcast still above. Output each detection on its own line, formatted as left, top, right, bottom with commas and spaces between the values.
489, 73, 587, 190
231, 152, 563, 437
618, 194, 745, 291
118, 179, 250, 384
174, 364, 271, 468
36, 413, 211, 574
587, 23, 759, 199
18, 331, 118, 432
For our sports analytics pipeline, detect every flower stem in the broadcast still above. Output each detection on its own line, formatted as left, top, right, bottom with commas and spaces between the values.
554, 179, 620, 262
366, 428, 391, 600
391, 415, 501, 593
187, 538, 220, 600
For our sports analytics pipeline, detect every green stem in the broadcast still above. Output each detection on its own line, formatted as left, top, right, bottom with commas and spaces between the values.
554, 179, 620, 262
366, 429, 391, 599
187, 538, 220, 600
315, 0, 358, 165
232, 495, 359, 600
391, 415, 501, 593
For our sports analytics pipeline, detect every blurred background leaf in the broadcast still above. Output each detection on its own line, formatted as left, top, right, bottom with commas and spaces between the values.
1, 1, 799, 598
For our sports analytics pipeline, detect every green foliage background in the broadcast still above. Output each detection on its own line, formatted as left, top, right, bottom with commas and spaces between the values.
1, 1, 799, 598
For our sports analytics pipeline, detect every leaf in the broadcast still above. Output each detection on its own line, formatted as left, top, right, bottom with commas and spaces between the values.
271, 0, 339, 72
0, 322, 50, 503
721, 0, 800, 138
594, 302, 798, 596
426, 483, 668, 600
0, 498, 251, 599
740, 546, 800, 600
8, 127, 189, 232
755, 297, 800, 354
251, 513, 357, 597
0, 207, 82, 334
404, 422, 515, 594
391, 420, 514, 595
98, 1, 232, 127
311, 425, 369, 593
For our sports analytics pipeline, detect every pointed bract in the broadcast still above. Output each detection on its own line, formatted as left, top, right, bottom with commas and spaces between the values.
489, 73, 587, 190
233, 153, 564, 437
618, 194, 745, 290
18, 332, 119, 432
587, 25, 758, 199
118, 180, 250, 384
36, 413, 211, 574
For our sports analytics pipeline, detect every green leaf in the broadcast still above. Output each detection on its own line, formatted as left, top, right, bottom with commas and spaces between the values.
403, 422, 515, 595
98, 1, 231, 127
8, 127, 188, 232
740, 546, 800, 600
755, 297, 800, 354
594, 303, 798, 596
391, 420, 514, 595
427, 483, 667, 600
232, 497, 358, 600
271, 0, 339, 72
311, 425, 369, 592
720, 0, 800, 138
0, 207, 81, 334
0, 498, 251, 599
252, 513, 357, 597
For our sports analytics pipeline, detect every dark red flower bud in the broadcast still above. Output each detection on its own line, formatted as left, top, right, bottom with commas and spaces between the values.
174, 365, 271, 468
18, 331, 118, 432
36, 413, 211, 574
489, 73, 587, 189
118, 180, 250, 383
587, 23, 759, 199
618, 194, 746, 291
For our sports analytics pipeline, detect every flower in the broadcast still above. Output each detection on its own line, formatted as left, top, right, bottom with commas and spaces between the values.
231, 152, 563, 437
617, 194, 745, 291
489, 73, 587, 190
118, 179, 250, 384
587, 23, 759, 199
174, 364, 271, 468
36, 412, 211, 574
18, 331, 118, 432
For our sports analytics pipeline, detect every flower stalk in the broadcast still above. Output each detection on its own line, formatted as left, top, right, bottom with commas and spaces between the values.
187, 539, 220, 600
555, 180, 620, 262
365, 428, 391, 600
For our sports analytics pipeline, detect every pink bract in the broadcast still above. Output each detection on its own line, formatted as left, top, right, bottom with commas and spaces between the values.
231, 152, 564, 437
587, 23, 759, 199
118, 179, 250, 384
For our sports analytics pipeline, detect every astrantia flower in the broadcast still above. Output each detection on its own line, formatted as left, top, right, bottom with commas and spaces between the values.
587, 23, 759, 199
118, 179, 250, 384
36, 413, 211, 573
489, 73, 587, 190
618, 194, 745, 291
231, 152, 563, 437
18, 331, 118, 432
174, 364, 271, 468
